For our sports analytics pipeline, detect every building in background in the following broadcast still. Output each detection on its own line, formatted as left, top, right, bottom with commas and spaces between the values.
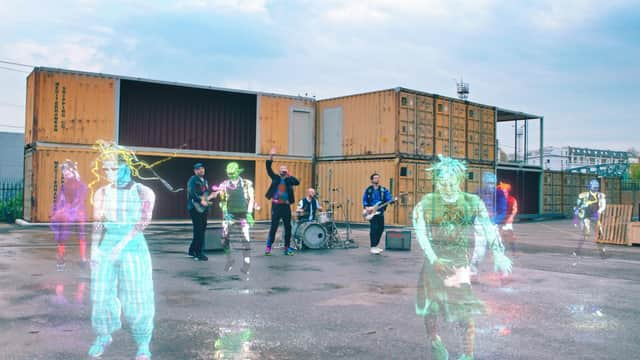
0, 131, 24, 182
528, 146, 630, 171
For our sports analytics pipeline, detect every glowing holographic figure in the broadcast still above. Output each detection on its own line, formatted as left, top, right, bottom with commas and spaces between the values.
413, 155, 512, 360
50, 160, 88, 270
211, 162, 255, 277
470, 171, 500, 275
498, 181, 518, 255
573, 179, 606, 257
88, 142, 156, 360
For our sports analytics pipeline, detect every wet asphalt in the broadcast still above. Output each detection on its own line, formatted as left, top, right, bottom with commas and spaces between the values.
0, 220, 639, 360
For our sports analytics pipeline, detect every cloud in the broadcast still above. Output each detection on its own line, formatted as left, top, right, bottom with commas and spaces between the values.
173, 0, 269, 15
6, 36, 121, 72
530, 0, 633, 32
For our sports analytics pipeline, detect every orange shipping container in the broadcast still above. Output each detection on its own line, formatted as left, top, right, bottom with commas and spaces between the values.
258, 94, 315, 157
253, 158, 313, 221
317, 90, 397, 158
25, 69, 116, 146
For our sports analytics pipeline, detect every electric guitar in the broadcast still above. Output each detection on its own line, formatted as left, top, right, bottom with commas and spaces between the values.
362, 193, 406, 220
192, 194, 212, 213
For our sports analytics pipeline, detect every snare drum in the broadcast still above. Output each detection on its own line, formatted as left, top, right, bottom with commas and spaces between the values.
294, 222, 327, 249
317, 211, 333, 224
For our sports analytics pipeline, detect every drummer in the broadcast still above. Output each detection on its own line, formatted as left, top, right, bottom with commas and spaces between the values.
296, 188, 323, 223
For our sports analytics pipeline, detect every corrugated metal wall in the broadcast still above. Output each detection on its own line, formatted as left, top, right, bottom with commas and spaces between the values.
24, 73, 35, 145
24, 146, 99, 222
253, 159, 313, 221
26, 70, 116, 145
397, 91, 435, 157
317, 90, 397, 158
258, 95, 315, 156
315, 159, 398, 224
118, 80, 257, 153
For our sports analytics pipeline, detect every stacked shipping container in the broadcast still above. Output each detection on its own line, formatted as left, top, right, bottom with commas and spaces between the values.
540, 171, 622, 217
315, 87, 498, 225
23, 68, 314, 222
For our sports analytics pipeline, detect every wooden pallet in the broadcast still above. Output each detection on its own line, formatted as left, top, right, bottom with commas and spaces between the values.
596, 205, 633, 246
627, 222, 640, 245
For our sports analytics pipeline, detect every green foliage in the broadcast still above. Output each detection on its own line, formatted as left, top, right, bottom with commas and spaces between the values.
630, 163, 640, 180
0, 189, 23, 224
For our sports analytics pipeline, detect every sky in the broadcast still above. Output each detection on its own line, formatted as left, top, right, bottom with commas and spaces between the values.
0, 0, 638, 152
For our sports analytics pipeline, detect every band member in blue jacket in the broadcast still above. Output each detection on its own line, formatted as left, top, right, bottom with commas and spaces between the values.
362, 173, 395, 255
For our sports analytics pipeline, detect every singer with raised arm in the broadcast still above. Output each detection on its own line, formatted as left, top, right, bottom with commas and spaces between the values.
264, 147, 300, 256
362, 173, 396, 255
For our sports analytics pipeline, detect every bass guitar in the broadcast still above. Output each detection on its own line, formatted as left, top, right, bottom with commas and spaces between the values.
362, 193, 406, 220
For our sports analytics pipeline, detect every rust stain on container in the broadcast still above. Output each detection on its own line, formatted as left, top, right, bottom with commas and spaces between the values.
26, 69, 116, 145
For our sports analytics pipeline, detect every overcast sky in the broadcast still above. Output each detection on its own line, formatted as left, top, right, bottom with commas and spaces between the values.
0, 0, 638, 151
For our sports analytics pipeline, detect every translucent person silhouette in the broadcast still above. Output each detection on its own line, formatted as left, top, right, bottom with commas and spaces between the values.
88, 144, 156, 360
413, 156, 512, 360
573, 179, 606, 257
211, 162, 255, 278
50, 160, 88, 270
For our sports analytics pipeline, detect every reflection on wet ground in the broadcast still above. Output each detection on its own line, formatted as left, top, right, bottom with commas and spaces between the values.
0, 221, 639, 359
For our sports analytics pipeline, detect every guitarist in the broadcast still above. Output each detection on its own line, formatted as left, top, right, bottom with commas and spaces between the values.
187, 163, 214, 261
362, 173, 395, 255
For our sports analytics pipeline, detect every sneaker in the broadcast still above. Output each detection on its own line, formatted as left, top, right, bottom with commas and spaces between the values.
284, 247, 296, 256
375, 246, 384, 254
370, 247, 378, 254
264, 246, 272, 256
88, 335, 112, 358
56, 262, 66, 272
194, 254, 208, 261
188, 249, 196, 257
135, 348, 151, 360
224, 257, 235, 272
431, 337, 449, 360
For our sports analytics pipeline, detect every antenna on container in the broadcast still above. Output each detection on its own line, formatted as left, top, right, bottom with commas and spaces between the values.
456, 77, 469, 100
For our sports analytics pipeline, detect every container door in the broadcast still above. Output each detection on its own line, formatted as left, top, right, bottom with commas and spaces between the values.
289, 109, 313, 157
321, 107, 343, 157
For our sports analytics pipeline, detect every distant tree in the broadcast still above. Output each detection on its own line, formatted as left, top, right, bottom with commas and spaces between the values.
499, 148, 509, 162
630, 163, 640, 180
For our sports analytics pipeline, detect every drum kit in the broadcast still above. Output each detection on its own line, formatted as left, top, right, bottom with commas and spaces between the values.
273, 200, 357, 251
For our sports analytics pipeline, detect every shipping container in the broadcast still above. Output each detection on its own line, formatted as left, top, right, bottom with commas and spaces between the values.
118, 79, 257, 153
317, 90, 397, 158
315, 159, 491, 226
253, 158, 313, 221
25, 69, 116, 145
23, 144, 311, 222
257, 94, 315, 157
24, 145, 100, 222
315, 159, 399, 224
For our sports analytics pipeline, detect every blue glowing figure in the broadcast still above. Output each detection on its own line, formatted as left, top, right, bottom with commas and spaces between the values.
88, 143, 156, 360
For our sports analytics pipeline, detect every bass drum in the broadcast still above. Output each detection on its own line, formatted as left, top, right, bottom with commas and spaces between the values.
294, 222, 327, 249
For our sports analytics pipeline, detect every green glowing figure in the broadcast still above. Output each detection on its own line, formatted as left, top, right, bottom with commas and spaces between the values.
413, 155, 512, 360
211, 162, 255, 276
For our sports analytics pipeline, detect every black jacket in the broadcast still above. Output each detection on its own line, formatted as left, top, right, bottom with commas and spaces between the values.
265, 160, 300, 203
